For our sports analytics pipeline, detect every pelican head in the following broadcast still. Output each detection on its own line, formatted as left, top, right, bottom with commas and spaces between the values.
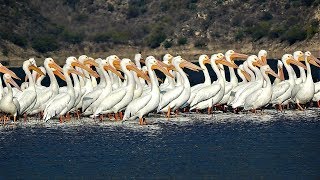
282, 54, 307, 69
293, 51, 304, 61
247, 55, 263, 67
225, 50, 248, 62
3, 73, 21, 91
211, 53, 237, 68
66, 56, 99, 78
305, 51, 320, 67
199, 55, 210, 65
108, 55, 121, 70
173, 56, 202, 71
146, 56, 173, 78
100, 58, 124, 79
258, 50, 267, 65
121, 58, 150, 82
23, 58, 45, 76
260, 65, 279, 79
0, 63, 20, 80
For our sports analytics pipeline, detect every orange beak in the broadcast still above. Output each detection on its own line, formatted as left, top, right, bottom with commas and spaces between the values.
0, 65, 20, 80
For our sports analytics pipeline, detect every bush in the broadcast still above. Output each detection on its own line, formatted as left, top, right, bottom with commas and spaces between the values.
2, 48, 9, 56
235, 30, 245, 41
145, 31, 167, 48
306, 20, 319, 38
260, 12, 273, 21
245, 21, 271, 40
163, 40, 173, 48
194, 39, 206, 48
93, 33, 111, 43
32, 35, 59, 53
281, 26, 307, 45
269, 26, 286, 39
177, 37, 188, 45
107, 3, 115, 12
62, 30, 84, 44
11, 35, 27, 47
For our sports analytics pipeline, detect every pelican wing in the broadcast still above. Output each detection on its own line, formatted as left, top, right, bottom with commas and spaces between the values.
244, 89, 263, 110
191, 84, 221, 106
43, 93, 71, 121
94, 89, 127, 115
123, 94, 152, 120
158, 85, 184, 110
291, 83, 303, 99
82, 89, 103, 111
271, 81, 290, 101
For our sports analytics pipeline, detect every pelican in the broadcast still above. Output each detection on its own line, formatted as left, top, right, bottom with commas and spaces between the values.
43, 57, 96, 122
270, 54, 307, 111
123, 56, 173, 125
291, 51, 320, 110
0, 74, 21, 123
190, 53, 238, 113
16, 58, 45, 119
158, 56, 201, 117
29, 58, 64, 116
244, 65, 279, 111
82, 56, 123, 115
93, 58, 150, 120
184, 55, 211, 108
273, 60, 284, 85
219, 50, 248, 106
292, 51, 306, 84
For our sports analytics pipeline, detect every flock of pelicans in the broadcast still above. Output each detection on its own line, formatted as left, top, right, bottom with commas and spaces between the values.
0, 50, 319, 125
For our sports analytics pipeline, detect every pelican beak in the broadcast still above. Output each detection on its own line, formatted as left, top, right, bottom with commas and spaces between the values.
167, 65, 176, 71
0, 65, 20, 80
307, 55, 320, 68
241, 70, 251, 81
7, 76, 21, 91
298, 55, 304, 61
267, 69, 280, 79
112, 59, 122, 70
48, 61, 63, 72
29, 65, 45, 76
180, 60, 202, 71
279, 67, 284, 81
216, 58, 238, 68
203, 58, 211, 65
260, 56, 267, 65
35, 72, 43, 81
84, 58, 99, 67
152, 60, 174, 78
68, 68, 86, 78
230, 53, 249, 60
53, 69, 66, 81
253, 60, 264, 67
127, 62, 150, 82
71, 60, 99, 78
287, 58, 307, 69
104, 64, 124, 79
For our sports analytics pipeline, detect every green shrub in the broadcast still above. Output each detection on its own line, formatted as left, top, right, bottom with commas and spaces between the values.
178, 37, 188, 45
194, 39, 206, 48
32, 35, 59, 53
306, 20, 319, 38
2, 48, 9, 56
281, 26, 307, 45
260, 12, 273, 21
93, 33, 111, 43
269, 26, 286, 39
235, 30, 245, 41
245, 21, 271, 40
107, 3, 115, 12
163, 40, 173, 48
145, 31, 167, 48
11, 35, 27, 47
62, 30, 84, 44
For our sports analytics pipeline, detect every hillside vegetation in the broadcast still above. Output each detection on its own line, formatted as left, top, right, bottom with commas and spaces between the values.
0, 0, 320, 65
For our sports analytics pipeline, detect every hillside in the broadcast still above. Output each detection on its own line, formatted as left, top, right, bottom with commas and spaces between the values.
0, 0, 320, 66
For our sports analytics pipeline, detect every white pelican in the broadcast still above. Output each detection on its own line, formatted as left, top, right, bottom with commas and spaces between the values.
190, 53, 238, 113
93, 58, 150, 120
219, 50, 248, 105
123, 56, 173, 124
292, 51, 305, 84
270, 54, 307, 111
29, 58, 64, 116
158, 56, 201, 117
273, 60, 284, 85
159, 54, 175, 91
43, 57, 94, 122
0, 74, 21, 123
291, 51, 320, 110
244, 65, 279, 111
185, 55, 211, 108
82, 56, 123, 115
16, 58, 45, 119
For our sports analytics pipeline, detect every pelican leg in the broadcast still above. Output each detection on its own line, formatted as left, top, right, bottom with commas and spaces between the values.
66, 112, 71, 121
297, 103, 304, 111
99, 114, 104, 122
175, 109, 179, 117
76, 110, 80, 120
196, 108, 199, 113
107, 114, 112, 120
166, 106, 171, 119
139, 117, 142, 125
23, 113, 27, 122
13, 116, 17, 123
278, 104, 283, 112
59, 115, 63, 123
143, 117, 147, 125
317, 100, 320, 108
119, 112, 123, 120
207, 106, 212, 114
114, 113, 119, 121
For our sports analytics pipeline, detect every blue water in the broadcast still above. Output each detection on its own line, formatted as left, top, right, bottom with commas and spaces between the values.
0, 111, 319, 179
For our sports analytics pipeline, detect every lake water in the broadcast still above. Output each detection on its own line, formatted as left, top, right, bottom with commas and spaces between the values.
0, 109, 319, 179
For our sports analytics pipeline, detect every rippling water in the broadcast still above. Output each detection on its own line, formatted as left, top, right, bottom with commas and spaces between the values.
0, 109, 319, 178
